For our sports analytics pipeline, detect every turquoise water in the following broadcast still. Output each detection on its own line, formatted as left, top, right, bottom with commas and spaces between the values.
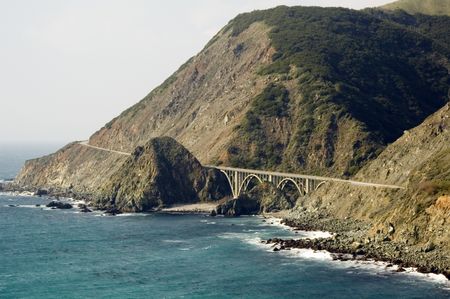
0, 195, 449, 298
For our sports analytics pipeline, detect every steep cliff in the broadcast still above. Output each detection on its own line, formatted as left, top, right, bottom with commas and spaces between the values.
16, 6, 450, 197
295, 103, 450, 253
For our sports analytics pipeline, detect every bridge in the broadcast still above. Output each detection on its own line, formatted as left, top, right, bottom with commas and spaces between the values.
205, 165, 405, 198
78, 141, 405, 199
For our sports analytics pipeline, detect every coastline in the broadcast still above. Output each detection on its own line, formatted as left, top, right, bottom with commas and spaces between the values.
259, 214, 449, 288
265, 211, 450, 281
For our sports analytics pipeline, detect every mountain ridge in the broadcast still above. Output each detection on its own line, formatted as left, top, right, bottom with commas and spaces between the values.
382, 0, 450, 16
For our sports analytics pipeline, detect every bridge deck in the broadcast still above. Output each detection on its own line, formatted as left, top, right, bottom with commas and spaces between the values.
205, 165, 405, 190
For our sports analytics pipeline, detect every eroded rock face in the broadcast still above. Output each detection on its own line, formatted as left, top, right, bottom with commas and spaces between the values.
216, 183, 293, 216
292, 103, 450, 256
95, 137, 230, 212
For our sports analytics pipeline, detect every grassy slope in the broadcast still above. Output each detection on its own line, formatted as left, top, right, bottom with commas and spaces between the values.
222, 6, 450, 176
382, 0, 450, 16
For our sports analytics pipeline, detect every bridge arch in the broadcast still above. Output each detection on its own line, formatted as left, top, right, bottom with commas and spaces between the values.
218, 170, 237, 198
238, 174, 263, 196
315, 181, 327, 191
277, 178, 305, 196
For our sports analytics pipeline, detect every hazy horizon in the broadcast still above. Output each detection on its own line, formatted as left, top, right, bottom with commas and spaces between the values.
0, 0, 394, 144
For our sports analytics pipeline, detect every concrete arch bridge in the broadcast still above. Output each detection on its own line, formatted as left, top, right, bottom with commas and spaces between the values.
205, 165, 404, 199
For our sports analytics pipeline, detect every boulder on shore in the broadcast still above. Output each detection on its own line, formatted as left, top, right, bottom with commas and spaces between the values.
215, 183, 294, 216
104, 207, 122, 216
78, 204, 92, 213
34, 188, 49, 196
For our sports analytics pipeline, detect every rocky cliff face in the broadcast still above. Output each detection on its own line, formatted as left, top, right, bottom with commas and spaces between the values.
295, 103, 450, 253
95, 137, 230, 212
16, 142, 128, 194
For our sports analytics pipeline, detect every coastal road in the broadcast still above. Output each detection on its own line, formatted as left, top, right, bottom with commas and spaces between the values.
78, 141, 131, 156
79, 140, 405, 190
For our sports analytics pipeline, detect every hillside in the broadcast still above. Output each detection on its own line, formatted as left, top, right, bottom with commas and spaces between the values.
292, 103, 450, 272
16, 6, 450, 197
95, 137, 229, 212
382, 0, 450, 16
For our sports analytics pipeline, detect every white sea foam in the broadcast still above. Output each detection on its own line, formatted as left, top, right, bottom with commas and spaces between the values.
259, 217, 290, 229
332, 258, 450, 288
260, 216, 333, 239
162, 239, 187, 243
281, 248, 334, 261
16, 204, 46, 209
0, 191, 34, 197
4, 204, 45, 209
243, 217, 449, 288
300, 231, 333, 239
116, 213, 149, 217
218, 232, 263, 248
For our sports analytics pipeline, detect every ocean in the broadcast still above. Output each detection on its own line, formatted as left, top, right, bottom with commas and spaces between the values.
0, 143, 63, 180
0, 146, 449, 298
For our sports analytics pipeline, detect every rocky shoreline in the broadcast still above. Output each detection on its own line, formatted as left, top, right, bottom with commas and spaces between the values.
0, 183, 221, 216
269, 211, 449, 280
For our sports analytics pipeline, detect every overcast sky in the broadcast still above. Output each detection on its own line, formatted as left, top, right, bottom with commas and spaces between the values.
0, 0, 394, 143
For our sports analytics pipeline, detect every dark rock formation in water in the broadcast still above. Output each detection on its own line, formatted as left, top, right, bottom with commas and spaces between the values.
78, 204, 92, 213
216, 182, 293, 216
34, 189, 48, 196
95, 137, 230, 212
46, 201, 73, 209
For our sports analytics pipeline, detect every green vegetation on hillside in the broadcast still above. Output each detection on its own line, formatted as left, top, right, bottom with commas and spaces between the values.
251, 83, 290, 117
224, 6, 450, 174
229, 83, 289, 169
382, 0, 450, 16
366, 9, 450, 49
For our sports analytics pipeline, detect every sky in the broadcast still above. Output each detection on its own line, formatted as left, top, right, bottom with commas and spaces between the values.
0, 0, 394, 143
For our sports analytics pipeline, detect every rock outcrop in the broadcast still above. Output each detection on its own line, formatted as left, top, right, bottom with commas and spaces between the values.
46, 201, 73, 209
95, 137, 230, 212
216, 183, 293, 216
